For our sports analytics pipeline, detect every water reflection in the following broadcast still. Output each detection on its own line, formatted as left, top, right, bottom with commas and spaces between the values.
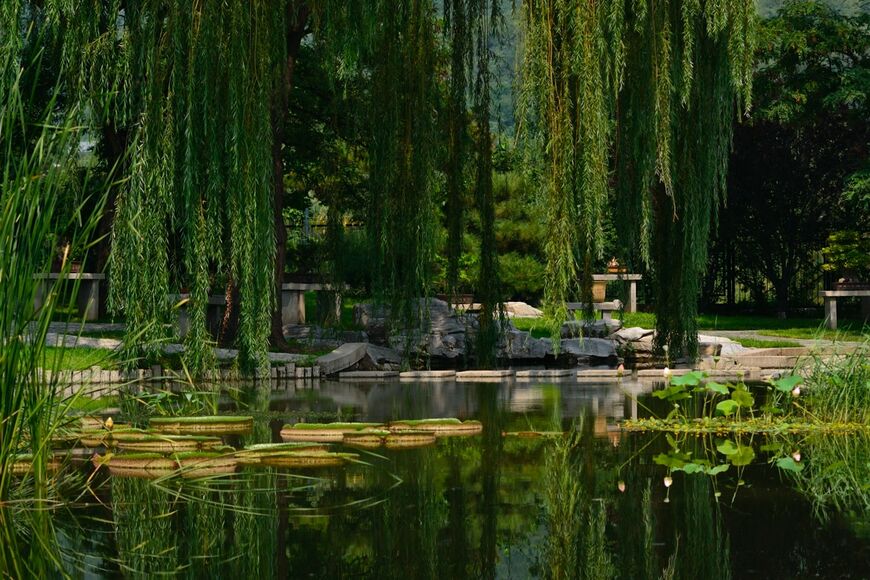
2, 379, 869, 578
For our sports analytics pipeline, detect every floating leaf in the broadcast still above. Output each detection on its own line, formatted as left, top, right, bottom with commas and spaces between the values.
671, 372, 705, 387
706, 464, 730, 475
705, 381, 730, 395
775, 456, 804, 473
716, 439, 738, 456
731, 445, 756, 466
731, 388, 755, 408
715, 400, 739, 416
772, 375, 803, 393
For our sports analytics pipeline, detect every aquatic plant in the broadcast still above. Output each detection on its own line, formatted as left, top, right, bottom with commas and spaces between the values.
802, 341, 870, 424
149, 415, 254, 435
624, 369, 870, 434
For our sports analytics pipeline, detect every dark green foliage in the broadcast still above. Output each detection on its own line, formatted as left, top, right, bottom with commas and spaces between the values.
520, 0, 756, 357
716, 1, 870, 311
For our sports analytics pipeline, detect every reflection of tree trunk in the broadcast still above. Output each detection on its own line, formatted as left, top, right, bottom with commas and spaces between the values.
478, 384, 502, 579
270, 4, 310, 350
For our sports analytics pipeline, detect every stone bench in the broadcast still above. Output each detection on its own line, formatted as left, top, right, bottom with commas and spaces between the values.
592, 274, 642, 313
282, 283, 343, 325
566, 300, 623, 321
34, 273, 105, 321
820, 289, 870, 330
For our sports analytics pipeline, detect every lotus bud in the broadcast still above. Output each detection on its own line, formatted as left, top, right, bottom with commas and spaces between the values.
617, 363, 625, 376
618, 481, 626, 493
105, 417, 114, 431
663, 476, 673, 488
662, 367, 671, 378
791, 386, 800, 397
792, 451, 801, 462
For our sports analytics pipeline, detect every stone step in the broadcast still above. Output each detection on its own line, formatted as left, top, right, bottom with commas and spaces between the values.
515, 369, 574, 379
339, 370, 400, 381
456, 370, 515, 381
719, 355, 799, 369
399, 370, 457, 381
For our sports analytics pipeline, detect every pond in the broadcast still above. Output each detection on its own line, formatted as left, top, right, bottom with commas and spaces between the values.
15, 379, 870, 578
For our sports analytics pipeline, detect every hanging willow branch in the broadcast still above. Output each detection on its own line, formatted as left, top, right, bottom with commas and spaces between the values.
444, 0, 504, 366
520, 0, 756, 358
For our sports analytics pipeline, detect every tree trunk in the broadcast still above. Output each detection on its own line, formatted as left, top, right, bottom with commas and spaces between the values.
270, 4, 310, 350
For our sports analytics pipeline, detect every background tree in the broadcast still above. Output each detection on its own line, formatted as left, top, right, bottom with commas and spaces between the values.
713, 0, 869, 315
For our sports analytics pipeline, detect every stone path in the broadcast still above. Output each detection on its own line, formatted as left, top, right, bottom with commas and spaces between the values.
702, 329, 865, 348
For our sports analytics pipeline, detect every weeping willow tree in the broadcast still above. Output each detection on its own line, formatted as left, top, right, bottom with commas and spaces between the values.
519, 0, 755, 358
444, 0, 504, 366
365, 0, 441, 341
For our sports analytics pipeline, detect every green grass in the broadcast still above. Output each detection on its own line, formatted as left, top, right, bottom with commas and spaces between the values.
303, 292, 363, 330
42, 347, 118, 371
511, 312, 869, 341
733, 338, 803, 349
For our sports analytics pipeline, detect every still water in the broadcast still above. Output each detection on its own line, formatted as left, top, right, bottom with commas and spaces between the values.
33, 380, 870, 578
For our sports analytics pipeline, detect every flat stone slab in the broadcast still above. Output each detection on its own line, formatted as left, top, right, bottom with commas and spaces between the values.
399, 370, 457, 381
339, 370, 400, 380
636, 368, 692, 378
456, 370, 515, 381
577, 369, 621, 377
515, 369, 574, 378
719, 355, 799, 369
316, 343, 368, 376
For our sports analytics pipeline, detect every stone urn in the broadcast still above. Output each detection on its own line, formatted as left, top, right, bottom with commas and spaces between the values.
592, 280, 607, 303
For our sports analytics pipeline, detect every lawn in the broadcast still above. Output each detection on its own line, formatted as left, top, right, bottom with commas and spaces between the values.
511, 312, 868, 342
42, 347, 118, 371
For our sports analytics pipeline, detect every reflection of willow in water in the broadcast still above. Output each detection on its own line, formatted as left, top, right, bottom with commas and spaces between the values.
793, 433, 870, 527
668, 475, 731, 580
111, 478, 180, 577
543, 421, 614, 580
544, 428, 732, 580
232, 384, 278, 577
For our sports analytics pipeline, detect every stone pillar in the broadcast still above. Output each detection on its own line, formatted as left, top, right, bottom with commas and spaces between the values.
824, 296, 837, 330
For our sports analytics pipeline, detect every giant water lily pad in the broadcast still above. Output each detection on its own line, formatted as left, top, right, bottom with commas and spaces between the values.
11, 453, 62, 476
342, 430, 390, 448
280, 422, 385, 442
384, 430, 437, 449
149, 416, 254, 435
113, 434, 224, 453
388, 418, 483, 436
258, 451, 359, 468
235, 443, 332, 465
175, 451, 238, 478
93, 453, 178, 479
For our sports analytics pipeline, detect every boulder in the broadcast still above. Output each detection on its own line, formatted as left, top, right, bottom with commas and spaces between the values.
353, 344, 403, 371
317, 343, 369, 376
504, 301, 544, 318
561, 319, 623, 339
498, 330, 551, 360
560, 338, 618, 359
614, 326, 654, 343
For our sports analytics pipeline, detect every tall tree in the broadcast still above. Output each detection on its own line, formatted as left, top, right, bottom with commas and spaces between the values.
717, 0, 870, 313
519, 0, 756, 358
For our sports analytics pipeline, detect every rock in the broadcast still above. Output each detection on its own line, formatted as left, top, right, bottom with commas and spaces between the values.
498, 330, 551, 360
560, 338, 617, 359
356, 298, 469, 359
613, 327, 654, 344
316, 343, 369, 376
504, 301, 544, 318
560, 319, 623, 339
356, 344, 402, 371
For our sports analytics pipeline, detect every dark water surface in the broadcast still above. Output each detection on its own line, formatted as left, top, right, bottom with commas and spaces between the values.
35, 380, 870, 578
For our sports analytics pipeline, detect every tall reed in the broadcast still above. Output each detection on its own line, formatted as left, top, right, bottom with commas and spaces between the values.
0, 57, 106, 576
803, 339, 870, 424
